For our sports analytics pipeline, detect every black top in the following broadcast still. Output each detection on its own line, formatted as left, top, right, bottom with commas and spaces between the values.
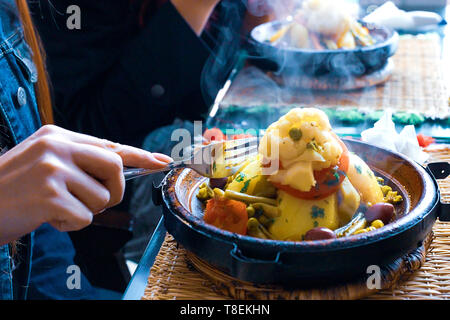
29, 0, 213, 147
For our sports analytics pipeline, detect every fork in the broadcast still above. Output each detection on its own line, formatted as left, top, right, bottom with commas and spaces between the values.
123, 137, 258, 181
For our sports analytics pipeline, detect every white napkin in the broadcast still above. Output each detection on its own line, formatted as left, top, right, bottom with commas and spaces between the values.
362, 1, 445, 32
361, 109, 429, 164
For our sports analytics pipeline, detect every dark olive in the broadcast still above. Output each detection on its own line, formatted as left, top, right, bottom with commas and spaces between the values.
304, 227, 337, 241
209, 177, 228, 190
364, 202, 394, 225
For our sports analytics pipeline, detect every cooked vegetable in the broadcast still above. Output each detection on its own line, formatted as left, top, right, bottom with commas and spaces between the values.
246, 206, 255, 218
203, 128, 225, 143
199, 108, 397, 242
269, 191, 339, 241
226, 155, 277, 198
250, 203, 280, 219
335, 209, 387, 237
346, 153, 384, 205
257, 214, 273, 228
269, 0, 376, 50
289, 23, 310, 48
204, 197, 248, 235
371, 219, 384, 229
224, 190, 277, 206
270, 24, 292, 43
384, 190, 403, 204
337, 177, 361, 225
334, 212, 367, 238
272, 135, 349, 200
417, 133, 435, 148
197, 183, 214, 201
247, 218, 272, 239
354, 223, 381, 235
213, 187, 225, 198
259, 108, 343, 193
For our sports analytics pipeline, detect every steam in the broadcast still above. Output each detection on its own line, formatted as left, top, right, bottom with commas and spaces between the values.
200, 0, 391, 136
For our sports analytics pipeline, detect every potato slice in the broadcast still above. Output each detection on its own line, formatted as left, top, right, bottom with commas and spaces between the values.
269, 191, 339, 241
337, 177, 360, 226
346, 153, 384, 206
226, 155, 276, 198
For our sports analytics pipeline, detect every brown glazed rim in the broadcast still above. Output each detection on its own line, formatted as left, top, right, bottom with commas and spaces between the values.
162, 139, 438, 253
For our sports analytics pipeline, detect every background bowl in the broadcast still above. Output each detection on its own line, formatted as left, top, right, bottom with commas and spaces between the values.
246, 21, 399, 78
161, 139, 440, 287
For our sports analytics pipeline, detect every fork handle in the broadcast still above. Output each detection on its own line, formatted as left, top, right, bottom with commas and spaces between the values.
123, 162, 183, 181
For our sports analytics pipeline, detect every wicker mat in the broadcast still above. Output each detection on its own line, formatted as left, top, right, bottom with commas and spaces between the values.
223, 36, 450, 119
142, 145, 449, 300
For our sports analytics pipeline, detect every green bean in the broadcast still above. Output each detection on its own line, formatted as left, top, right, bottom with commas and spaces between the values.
213, 188, 225, 198
224, 190, 277, 206
257, 215, 272, 227
248, 227, 269, 239
251, 203, 280, 218
258, 224, 273, 239
334, 212, 367, 238
246, 218, 273, 239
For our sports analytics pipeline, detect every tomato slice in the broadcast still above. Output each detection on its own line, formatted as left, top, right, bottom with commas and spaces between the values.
204, 198, 248, 235
417, 133, 435, 148
272, 133, 349, 200
229, 133, 254, 140
203, 128, 226, 144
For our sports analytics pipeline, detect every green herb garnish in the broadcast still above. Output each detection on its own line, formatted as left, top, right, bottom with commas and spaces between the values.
306, 140, 322, 153
235, 172, 245, 182
240, 179, 251, 193
311, 206, 325, 219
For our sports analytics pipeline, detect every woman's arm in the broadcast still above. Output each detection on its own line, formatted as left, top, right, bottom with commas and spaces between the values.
171, 0, 220, 35
0, 125, 172, 245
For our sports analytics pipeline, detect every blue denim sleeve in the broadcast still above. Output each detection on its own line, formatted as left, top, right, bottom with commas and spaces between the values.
27, 224, 120, 300
0, 245, 13, 300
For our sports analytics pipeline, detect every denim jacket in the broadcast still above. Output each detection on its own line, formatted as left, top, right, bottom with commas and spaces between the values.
0, 1, 42, 300
0, 2, 121, 300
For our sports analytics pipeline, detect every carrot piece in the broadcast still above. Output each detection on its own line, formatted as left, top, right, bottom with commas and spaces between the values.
204, 197, 248, 235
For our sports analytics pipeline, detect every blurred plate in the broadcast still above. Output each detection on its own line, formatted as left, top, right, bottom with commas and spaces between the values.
247, 20, 399, 78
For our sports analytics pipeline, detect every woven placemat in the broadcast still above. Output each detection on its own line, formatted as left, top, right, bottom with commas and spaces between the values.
142, 146, 449, 300
222, 36, 450, 119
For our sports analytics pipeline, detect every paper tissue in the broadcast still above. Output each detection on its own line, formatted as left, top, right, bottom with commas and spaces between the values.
361, 109, 429, 164
363, 1, 445, 33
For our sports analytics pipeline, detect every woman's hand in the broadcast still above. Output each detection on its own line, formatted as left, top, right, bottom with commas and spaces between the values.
0, 125, 172, 245
171, 0, 220, 35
